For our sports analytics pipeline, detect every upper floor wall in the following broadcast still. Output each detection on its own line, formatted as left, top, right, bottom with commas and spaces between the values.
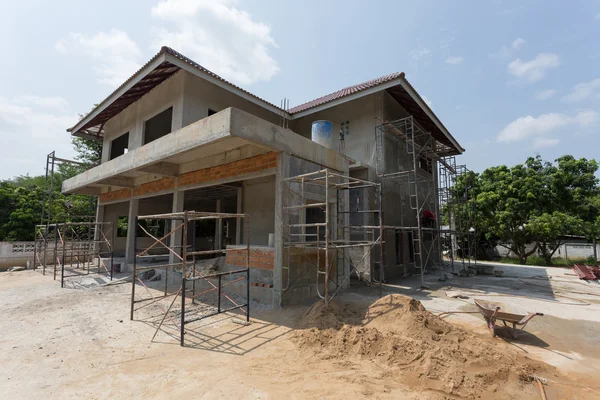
101, 70, 281, 164
182, 72, 280, 127
101, 71, 185, 163
100, 68, 429, 174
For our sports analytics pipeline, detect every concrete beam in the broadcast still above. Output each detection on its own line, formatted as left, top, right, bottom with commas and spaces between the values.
63, 107, 348, 194
136, 162, 179, 177
98, 177, 135, 188
62, 109, 233, 194
230, 108, 347, 172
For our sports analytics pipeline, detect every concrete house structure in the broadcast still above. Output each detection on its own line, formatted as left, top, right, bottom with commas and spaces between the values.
62, 47, 464, 306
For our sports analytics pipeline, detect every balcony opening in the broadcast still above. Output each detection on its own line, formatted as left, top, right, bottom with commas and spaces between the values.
143, 107, 173, 145
109, 132, 129, 160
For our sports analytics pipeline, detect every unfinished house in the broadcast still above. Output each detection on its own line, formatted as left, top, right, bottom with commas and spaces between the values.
62, 47, 466, 306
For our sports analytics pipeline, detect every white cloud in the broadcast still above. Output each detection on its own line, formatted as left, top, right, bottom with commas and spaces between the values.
150, 0, 279, 85
14, 95, 69, 110
562, 78, 600, 102
511, 38, 526, 50
55, 30, 142, 87
507, 53, 560, 82
497, 110, 599, 143
54, 39, 68, 54
532, 137, 560, 149
490, 37, 526, 59
410, 48, 431, 61
0, 97, 79, 178
445, 56, 464, 65
534, 89, 557, 100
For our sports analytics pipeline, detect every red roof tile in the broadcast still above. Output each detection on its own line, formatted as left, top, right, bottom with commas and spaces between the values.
288, 72, 404, 114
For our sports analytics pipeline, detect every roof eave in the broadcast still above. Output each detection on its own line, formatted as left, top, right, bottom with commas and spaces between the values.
397, 77, 465, 154
68, 52, 168, 135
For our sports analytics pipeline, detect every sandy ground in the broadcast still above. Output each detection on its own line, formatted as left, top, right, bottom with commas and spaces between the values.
1, 263, 599, 399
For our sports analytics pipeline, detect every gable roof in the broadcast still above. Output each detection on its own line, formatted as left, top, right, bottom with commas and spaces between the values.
68, 47, 463, 154
68, 46, 283, 138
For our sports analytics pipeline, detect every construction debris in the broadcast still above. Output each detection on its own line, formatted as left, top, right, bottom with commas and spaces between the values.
293, 294, 556, 399
573, 264, 600, 281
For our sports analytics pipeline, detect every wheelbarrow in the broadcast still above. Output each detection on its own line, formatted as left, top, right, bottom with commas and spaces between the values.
474, 299, 543, 339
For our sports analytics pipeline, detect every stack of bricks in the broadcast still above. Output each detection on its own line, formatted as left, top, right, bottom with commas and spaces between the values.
226, 248, 274, 270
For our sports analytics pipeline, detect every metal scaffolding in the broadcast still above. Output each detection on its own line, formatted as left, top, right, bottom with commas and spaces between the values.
375, 116, 477, 284
33, 222, 114, 287
282, 169, 382, 305
131, 211, 251, 346
40, 151, 95, 226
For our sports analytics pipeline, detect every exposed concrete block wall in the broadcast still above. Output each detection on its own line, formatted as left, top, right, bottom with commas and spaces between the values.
102, 71, 185, 163
241, 176, 275, 246
226, 247, 274, 270
182, 71, 280, 127
280, 154, 349, 305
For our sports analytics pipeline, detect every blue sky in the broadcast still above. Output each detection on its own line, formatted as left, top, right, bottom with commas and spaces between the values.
1, 0, 600, 179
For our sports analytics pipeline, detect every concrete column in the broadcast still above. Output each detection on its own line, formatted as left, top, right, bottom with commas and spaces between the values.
215, 199, 222, 249
94, 202, 105, 241
169, 190, 184, 264
125, 198, 139, 264
93, 202, 105, 259
273, 152, 288, 307
128, 120, 144, 151
236, 187, 242, 245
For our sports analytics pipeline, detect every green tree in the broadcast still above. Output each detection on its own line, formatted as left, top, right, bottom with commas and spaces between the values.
475, 158, 548, 264
528, 212, 582, 265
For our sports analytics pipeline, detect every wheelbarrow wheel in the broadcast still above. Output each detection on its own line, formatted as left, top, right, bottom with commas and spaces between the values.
486, 317, 496, 337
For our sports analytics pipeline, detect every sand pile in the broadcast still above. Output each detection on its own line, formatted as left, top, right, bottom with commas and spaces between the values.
293, 294, 554, 399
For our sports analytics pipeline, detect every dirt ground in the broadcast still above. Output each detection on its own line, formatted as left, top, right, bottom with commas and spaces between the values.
1, 263, 600, 399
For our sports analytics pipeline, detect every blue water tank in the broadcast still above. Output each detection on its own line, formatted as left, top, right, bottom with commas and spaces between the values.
311, 120, 333, 148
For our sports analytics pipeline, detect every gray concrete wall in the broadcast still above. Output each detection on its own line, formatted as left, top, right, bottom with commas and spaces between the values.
182, 71, 280, 127
102, 71, 185, 163
241, 175, 275, 246
289, 94, 378, 168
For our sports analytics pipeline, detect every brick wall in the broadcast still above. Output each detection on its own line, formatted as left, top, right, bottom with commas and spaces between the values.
133, 177, 176, 197
179, 152, 277, 187
98, 152, 277, 204
226, 247, 274, 270
99, 188, 131, 203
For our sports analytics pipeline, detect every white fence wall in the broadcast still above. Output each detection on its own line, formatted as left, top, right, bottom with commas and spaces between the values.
495, 242, 599, 260
0, 242, 36, 269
